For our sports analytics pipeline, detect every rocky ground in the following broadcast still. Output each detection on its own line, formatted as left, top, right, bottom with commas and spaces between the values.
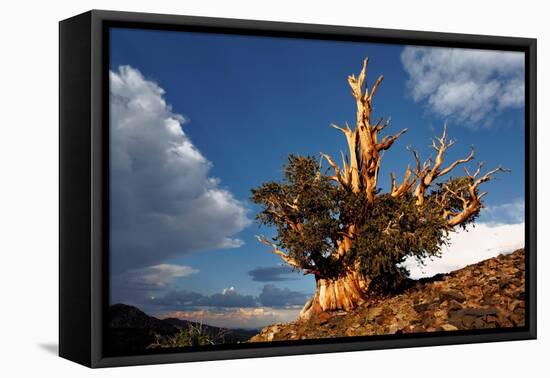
250, 249, 525, 342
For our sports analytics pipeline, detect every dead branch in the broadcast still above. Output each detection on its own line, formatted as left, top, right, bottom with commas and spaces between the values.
256, 235, 303, 270
322, 57, 407, 203
445, 166, 510, 227
413, 125, 475, 205
390, 165, 417, 198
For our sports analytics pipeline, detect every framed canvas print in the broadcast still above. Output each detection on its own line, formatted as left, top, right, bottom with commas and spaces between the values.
59, 10, 537, 368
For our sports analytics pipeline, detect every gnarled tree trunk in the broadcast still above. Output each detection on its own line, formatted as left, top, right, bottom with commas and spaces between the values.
299, 269, 370, 320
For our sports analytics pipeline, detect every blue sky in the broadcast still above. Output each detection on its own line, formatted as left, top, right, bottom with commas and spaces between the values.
109, 28, 525, 329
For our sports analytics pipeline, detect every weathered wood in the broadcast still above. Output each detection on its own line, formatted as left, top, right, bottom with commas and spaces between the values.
300, 270, 371, 319
322, 58, 407, 203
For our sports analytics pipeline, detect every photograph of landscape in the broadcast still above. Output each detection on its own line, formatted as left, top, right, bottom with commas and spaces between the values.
107, 28, 526, 356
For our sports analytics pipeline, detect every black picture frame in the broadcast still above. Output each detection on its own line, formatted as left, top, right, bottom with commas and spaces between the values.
59, 9, 537, 368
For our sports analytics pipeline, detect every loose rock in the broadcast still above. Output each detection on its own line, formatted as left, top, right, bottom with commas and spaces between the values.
249, 249, 526, 342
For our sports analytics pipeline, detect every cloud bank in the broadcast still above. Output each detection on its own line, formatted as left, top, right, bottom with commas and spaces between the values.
481, 198, 525, 225
403, 221, 524, 279
158, 307, 301, 329
150, 284, 310, 309
258, 284, 310, 307
110, 65, 251, 273
401, 47, 524, 124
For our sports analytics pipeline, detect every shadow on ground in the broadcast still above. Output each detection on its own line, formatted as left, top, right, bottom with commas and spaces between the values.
38, 343, 58, 356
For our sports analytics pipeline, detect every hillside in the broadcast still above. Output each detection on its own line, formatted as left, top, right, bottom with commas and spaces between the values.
107, 304, 257, 356
250, 249, 525, 342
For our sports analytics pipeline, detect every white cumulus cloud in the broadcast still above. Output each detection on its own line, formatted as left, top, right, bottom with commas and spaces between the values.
401, 46, 524, 124
123, 264, 199, 288
110, 65, 251, 273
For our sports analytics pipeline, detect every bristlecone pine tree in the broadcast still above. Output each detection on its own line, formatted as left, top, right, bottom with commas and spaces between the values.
251, 57, 509, 319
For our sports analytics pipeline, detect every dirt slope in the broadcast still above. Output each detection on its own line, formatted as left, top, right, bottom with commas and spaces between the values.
250, 249, 525, 342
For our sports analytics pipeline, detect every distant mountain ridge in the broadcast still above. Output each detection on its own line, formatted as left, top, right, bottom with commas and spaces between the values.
109, 303, 176, 334
107, 303, 257, 356
162, 317, 258, 344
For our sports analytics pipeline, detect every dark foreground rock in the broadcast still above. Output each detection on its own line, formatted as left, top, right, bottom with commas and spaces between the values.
250, 249, 525, 342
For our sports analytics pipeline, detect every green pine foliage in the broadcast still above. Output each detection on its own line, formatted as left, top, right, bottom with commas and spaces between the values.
251, 155, 478, 292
